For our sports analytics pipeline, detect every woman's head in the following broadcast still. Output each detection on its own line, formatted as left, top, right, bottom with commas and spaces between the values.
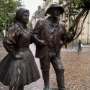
14, 8, 30, 24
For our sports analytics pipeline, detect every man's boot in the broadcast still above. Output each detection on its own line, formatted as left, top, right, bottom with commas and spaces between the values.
55, 69, 65, 90
42, 70, 49, 90
18, 85, 24, 90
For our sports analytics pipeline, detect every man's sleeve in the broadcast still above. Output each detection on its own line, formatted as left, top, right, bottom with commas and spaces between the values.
32, 19, 44, 46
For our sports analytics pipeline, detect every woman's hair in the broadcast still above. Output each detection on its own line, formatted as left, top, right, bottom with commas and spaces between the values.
14, 8, 30, 23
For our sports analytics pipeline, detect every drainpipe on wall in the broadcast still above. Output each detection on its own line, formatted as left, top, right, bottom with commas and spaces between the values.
88, 10, 90, 44
87, 11, 90, 44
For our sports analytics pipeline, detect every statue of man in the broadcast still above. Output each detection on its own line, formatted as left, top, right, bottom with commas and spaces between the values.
33, 3, 73, 90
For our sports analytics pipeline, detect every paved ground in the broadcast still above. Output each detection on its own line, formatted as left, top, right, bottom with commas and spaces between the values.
0, 42, 90, 90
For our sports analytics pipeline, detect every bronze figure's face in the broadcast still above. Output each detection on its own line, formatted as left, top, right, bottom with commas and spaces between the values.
20, 11, 29, 24
50, 8, 60, 18
14, 8, 30, 24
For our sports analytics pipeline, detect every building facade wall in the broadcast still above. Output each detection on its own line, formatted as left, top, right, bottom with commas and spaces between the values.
45, 0, 53, 11
78, 11, 90, 44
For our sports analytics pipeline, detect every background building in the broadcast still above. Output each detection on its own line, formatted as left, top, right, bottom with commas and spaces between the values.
31, 3, 45, 28
31, 6, 42, 28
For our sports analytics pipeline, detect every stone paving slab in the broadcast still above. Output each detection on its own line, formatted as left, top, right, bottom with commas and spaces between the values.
29, 88, 58, 90
0, 44, 90, 90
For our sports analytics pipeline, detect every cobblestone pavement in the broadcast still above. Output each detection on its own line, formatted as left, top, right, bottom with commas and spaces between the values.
0, 43, 90, 90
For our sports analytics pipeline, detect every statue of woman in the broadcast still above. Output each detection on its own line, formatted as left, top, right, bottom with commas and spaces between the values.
0, 8, 40, 90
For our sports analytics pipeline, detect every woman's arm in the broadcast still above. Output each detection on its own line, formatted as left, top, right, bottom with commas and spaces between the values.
3, 24, 22, 59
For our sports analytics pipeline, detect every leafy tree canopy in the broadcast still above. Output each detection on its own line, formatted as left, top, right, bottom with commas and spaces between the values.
0, 0, 24, 32
28, 21, 33, 30
39, 8, 45, 19
59, 0, 90, 9
73, 0, 90, 9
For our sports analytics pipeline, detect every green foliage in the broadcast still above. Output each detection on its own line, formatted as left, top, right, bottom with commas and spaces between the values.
39, 9, 45, 19
0, 0, 24, 32
73, 0, 84, 8
28, 21, 33, 30
59, 0, 62, 3
59, 0, 90, 9
73, 0, 90, 9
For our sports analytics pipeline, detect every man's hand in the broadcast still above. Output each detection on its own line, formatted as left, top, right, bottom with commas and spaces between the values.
66, 32, 73, 42
67, 32, 73, 38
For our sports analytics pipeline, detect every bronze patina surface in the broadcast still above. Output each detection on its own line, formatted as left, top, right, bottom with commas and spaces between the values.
0, 8, 40, 90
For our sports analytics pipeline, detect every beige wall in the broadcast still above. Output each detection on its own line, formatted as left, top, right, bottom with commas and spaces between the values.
45, 0, 53, 11
78, 11, 90, 44
52, 0, 59, 3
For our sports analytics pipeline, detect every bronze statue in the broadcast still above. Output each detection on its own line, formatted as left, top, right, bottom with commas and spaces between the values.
33, 3, 75, 90
0, 8, 40, 90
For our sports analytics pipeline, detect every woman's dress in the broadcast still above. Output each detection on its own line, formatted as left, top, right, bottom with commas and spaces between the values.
0, 23, 40, 86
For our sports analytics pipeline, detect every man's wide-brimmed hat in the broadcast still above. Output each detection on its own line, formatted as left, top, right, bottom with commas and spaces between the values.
45, 3, 64, 16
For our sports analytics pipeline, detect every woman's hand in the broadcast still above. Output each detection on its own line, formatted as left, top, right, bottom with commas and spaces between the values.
10, 52, 23, 60
14, 54, 23, 60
